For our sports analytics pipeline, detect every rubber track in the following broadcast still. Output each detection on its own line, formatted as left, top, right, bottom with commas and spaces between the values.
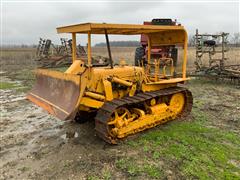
95, 86, 193, 144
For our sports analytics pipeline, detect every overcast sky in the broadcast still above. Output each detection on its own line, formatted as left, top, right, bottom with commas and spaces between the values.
1, 1, 239, 45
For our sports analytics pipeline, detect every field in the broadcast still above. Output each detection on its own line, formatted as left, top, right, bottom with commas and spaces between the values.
0, 47, 240, 179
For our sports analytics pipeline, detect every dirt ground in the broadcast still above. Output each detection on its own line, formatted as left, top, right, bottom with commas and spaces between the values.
0, 47, 240, 179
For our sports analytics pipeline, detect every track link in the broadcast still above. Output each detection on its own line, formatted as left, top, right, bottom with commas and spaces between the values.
95, 86, 193, 144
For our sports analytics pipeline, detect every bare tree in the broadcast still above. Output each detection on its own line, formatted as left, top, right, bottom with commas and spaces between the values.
213, 32, 224, 44
232, 33, 240, 47
188, 34, 195, 47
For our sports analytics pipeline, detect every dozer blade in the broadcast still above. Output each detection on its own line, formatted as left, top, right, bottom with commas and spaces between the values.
27, 69, 86, 120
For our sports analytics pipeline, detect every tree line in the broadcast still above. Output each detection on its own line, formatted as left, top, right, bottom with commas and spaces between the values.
1, 33, 239, 48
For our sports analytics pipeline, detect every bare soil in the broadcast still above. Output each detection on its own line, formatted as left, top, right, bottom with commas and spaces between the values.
0, 47, 239, 179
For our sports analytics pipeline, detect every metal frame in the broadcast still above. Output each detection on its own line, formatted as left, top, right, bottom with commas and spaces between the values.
58, 22, 188, 79
57, 23, 185, 34
195, 29, 229, 71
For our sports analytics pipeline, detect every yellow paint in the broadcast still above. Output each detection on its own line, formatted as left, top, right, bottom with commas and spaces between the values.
150, 98, 156, 106
107, 92, 186, 139
85, 91, 105, 101
103, 79, 113, 101
65, 60, 85, 74
87, 32, 92, 66
142, 83, 176, 92
29, 22, 191, 129
78, 105, 90, 111
169, 93, 185, 115
147, 36, 151, 66
129, 84, 137, 96
72, 33, 76, 62
149, 30, 185, 45
34, 69, 80, 84
182, 31, 188, 79
145, 78, 190, 84
147, 103, 168, 114
57, 23, 186, 35
112, 77, 133, 87
57, 22, 188, 81
80, 97, 104, 109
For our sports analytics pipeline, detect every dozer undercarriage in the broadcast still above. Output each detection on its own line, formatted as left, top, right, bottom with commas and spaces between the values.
95, 87, 193, 144
27, 22, 193, 144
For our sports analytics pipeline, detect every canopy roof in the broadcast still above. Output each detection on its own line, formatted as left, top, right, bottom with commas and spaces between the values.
57, 22, 186, 35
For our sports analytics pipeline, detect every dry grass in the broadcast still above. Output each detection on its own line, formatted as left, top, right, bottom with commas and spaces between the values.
92, 46, 240, 71
184, 47, 240, 69
1, 46, 239, 72
1, 48, 36, 70
92, 47, 136, 65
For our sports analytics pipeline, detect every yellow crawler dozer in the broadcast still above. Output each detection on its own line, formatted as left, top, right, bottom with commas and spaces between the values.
27, 22, 193, 144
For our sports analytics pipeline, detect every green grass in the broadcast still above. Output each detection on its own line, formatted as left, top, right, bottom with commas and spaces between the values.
0, 80, 30, 93
87, 176, 100, 180
102, 170, 111, 180
117, 107, 240, 179
86, 170, 111, 180
116, 157, 162, 178
7, 69, 35, 89
0, 82, 18, 89
188, 78, 239, 90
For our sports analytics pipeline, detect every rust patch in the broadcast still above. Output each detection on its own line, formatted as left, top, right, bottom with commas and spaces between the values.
27, 94, 56, 116
27, 70, 81, 120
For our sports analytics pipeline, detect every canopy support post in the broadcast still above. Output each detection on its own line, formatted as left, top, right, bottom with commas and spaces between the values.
147, 35, 151, 73
72, 33, 76, 62
148, 36, 151, 64
182, 31, 188, 79
87, 32, 92, 66
104, 29, 113, 68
